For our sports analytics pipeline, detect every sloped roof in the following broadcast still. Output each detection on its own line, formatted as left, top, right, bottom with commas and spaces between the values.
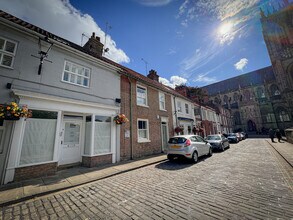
201, 66, 275, 96
0, 10, 191, 102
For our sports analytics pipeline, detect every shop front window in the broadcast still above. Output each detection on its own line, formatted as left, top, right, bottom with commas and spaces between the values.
20, 110, 57, 165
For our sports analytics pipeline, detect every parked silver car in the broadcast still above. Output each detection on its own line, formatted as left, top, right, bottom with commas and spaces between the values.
167, 135, 213, 163
205, 134, 230, 151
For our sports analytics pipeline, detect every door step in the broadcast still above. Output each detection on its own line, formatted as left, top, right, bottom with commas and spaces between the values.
57, 162, 81, 171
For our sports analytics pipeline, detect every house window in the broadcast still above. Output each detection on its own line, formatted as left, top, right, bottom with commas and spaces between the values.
177, 101, 182, 112
159, 92, 166, 110
185, 103, 189, 114
0, 37, 17, 68
62, 61, 90, 87
137, 85, 148, 106
138, 119, 149, 142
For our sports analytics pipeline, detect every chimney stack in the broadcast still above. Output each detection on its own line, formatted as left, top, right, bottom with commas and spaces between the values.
147, 69, 159, 82
83, 32, 104, 57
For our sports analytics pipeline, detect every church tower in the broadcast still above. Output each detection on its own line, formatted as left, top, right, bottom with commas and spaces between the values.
260, 1, 293, 130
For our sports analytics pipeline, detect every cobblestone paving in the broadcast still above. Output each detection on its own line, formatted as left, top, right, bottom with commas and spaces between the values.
1, 139, 293, 219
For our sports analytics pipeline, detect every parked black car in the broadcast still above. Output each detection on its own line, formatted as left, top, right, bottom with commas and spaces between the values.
227, 133, 239, 143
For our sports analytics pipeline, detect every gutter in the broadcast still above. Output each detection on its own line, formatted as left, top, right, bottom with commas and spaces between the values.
127, 77, 134, 160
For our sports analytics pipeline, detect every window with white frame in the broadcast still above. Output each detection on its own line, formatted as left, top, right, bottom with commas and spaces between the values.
177, 101, 182, 112
185, 103, 189, 114
137, 85, 148, 106
137, 119, 149, 142
159, 92, 166, 110
20, 110, 57, 165
0, 37, 17, 68
62, 61, 90, 87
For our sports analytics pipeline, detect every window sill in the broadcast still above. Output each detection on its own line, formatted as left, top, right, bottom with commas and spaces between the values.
137, 104, 149, 108
61, 80, 90, 88
138, 139, 151, 143
0, 65, 14, 70
160, 109, 167, 112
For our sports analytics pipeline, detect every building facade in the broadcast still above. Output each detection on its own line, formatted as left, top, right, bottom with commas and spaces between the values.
260, 0, 293, 131
0, 11, 122, 184
118, 69, 175, 158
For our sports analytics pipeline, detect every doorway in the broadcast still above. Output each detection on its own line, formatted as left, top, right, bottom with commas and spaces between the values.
161, 122, 168, 152
247, 120, 256, 132
59, 119, 82, 166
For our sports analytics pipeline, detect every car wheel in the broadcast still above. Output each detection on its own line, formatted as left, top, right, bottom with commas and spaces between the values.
221, 143, 225, 152
167, 155, 175, 161
192, 152, 198, 163
208, 147, 213, 157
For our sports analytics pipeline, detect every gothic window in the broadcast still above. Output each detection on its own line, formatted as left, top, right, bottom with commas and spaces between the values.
266, 113, 275, 123
233, 112, 241, 125
270, 84, 280, 96
223, 95, 228, 104
233, 93, 239, 102
243, 90, 251, 101
256, 87, 265, 98
214, 97, 219, 104
276, 107, 290, 122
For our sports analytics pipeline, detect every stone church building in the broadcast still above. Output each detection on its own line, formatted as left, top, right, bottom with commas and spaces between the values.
202, 1, 293, 134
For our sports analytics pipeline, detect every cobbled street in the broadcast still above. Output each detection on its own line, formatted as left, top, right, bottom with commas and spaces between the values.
1, 139, 293, 219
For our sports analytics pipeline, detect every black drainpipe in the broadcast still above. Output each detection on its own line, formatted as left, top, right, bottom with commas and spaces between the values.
127, 76, 134, 160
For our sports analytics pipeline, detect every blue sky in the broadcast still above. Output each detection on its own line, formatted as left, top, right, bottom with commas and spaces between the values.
1, 0, 290, 87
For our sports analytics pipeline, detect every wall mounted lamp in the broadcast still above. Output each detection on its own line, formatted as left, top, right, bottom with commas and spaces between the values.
31, 36, 53, 75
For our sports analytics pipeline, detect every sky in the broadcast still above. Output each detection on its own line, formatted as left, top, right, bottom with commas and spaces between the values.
1, 0, 291, 88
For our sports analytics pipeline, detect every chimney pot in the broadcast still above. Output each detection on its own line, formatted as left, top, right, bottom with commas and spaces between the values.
83, 32, 104, 57
147, 69, 159, 82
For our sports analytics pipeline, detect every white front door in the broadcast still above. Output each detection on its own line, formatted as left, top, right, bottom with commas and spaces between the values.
161, 122, 168, 152
59, 120, 82, 165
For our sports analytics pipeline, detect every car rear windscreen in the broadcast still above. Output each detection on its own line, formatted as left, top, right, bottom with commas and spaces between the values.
168, 137, 186, 144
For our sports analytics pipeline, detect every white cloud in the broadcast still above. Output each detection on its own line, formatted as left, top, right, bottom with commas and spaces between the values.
187, 0, 260, 21
135, 0, 172, 7
159, 76, 187, 88
167, 48, 176, 55
180, 43, 221, 78
234, 58, 248, 71
0, 0, 130, 64
177, 0, 260, 45
193, 73, 217, 84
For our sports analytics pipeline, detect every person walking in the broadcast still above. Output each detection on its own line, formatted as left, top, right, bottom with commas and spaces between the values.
269, 128, 275, 143
275, 129, 282, 143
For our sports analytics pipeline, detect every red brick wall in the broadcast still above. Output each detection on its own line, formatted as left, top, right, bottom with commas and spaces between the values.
202, 120, 214, 136
82, 155, 112, 167
14, 162, 57, 181
120, 76, 174, 160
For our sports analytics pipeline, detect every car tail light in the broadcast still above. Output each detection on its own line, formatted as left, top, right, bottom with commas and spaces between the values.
185, 139, 191, 147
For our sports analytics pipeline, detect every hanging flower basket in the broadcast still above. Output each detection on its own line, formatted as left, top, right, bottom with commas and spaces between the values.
174, 126, 184, 134
0, 102, 32, 120
113, 114, 129, 125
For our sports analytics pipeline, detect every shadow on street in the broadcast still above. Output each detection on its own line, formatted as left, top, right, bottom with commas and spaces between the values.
155, 156, 209, 171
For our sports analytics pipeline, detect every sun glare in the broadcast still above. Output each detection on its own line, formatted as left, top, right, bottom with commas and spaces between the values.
219, 22, 233, 35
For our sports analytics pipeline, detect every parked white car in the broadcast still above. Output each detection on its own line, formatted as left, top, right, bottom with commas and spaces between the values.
167, 135, 212, 163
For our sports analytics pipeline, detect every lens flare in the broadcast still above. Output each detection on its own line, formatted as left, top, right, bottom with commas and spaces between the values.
218, 22, 233, 35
